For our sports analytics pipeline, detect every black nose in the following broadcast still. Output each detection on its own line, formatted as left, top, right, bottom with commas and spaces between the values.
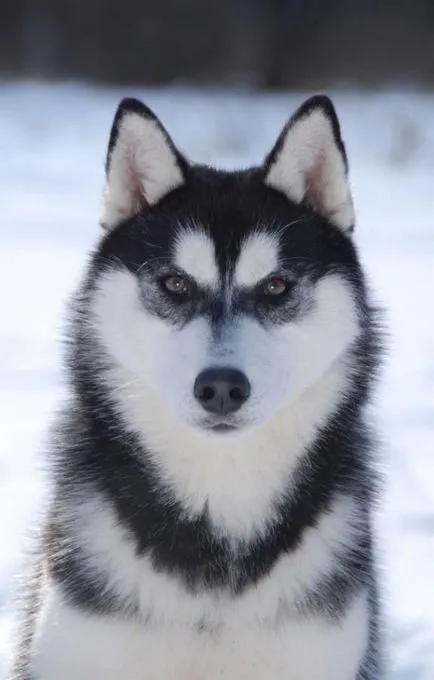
193, 368, 251, 415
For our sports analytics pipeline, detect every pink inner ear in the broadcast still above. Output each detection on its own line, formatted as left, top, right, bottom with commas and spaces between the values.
126, 149, 148, 211
304, 150, 327, 213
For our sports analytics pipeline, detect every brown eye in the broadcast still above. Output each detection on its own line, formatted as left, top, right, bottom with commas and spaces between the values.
162, 275, 190, 296
264, 276, 287, 297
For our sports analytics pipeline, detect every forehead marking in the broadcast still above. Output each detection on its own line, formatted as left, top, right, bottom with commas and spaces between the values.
235, 232, 279, 287
174, 229, 219, 288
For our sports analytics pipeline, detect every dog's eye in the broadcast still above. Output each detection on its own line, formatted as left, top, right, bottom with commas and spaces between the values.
162, 275, 191, 297
263, 276, 288, 297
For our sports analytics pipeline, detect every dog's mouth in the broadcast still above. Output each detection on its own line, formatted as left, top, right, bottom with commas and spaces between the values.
200, 419, 239, 434
208, 423, 238, 433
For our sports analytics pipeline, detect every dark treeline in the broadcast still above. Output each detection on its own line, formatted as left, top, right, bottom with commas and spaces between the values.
2, 0, 434, 88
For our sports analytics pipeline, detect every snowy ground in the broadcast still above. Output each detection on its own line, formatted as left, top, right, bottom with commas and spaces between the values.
1, 82, 434, 679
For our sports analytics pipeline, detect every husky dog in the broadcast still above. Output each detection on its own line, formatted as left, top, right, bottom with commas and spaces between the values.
10, 95, 382, 680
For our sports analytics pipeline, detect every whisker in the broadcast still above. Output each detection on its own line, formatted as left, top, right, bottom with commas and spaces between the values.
109, 378, 141, 395
274, 217, 312, 236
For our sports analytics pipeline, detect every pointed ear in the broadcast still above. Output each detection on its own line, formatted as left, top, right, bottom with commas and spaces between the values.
100, 98, 188, 230
264, 95, 355, 233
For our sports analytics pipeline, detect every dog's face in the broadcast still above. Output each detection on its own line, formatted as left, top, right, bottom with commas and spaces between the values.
88, 96, 363, 435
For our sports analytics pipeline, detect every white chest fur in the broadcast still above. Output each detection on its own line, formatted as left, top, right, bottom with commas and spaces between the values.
32, 582, 368, 680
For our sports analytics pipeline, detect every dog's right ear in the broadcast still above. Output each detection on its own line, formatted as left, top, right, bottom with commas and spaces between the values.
100, 98, 188, 230
263, 95, 354, 233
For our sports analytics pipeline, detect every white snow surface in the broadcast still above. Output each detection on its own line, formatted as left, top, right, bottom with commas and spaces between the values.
1, 82, 434, 679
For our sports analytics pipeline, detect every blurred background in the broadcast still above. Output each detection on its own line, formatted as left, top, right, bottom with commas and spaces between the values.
1, 3, 434, 680
3, 0, 434, 88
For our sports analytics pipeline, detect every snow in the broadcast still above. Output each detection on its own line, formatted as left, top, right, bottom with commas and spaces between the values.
1, 81, 434, 679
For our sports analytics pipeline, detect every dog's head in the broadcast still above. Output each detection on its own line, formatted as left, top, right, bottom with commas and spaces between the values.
84, 96, 366, 437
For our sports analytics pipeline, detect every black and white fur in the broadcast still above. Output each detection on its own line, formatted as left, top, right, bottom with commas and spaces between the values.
9, 95, 383, 680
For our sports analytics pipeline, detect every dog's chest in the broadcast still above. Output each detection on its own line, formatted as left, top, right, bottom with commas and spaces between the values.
32, 583, 368, 680
33, 493, 369, 679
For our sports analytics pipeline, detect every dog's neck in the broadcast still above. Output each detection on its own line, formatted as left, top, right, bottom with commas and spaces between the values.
96, 354, 354, 540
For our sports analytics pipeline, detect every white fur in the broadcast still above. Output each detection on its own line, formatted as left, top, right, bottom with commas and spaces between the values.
100, 112, 184, 230
235, 231, 279, 287
31, 574, 368, 680
174, 228, 219, 288
90, 264, 359, 537
265, 108, 355, 232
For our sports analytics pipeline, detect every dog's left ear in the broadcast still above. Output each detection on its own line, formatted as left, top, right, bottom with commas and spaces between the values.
264, 95, 354, 233
100, 98, 188, 230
